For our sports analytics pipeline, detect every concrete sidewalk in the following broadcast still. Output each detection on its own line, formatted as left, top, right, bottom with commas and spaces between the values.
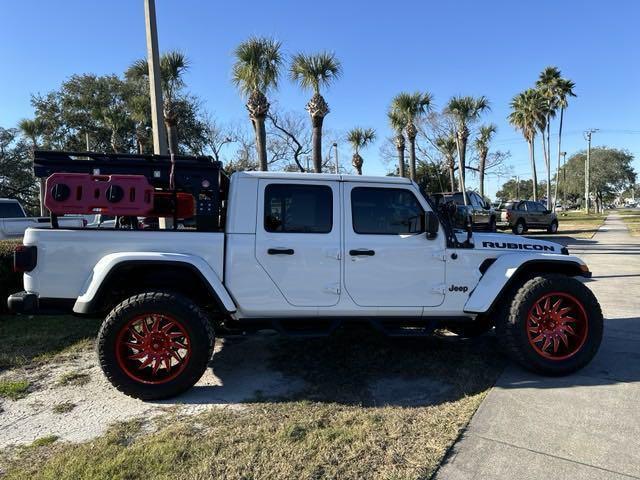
436, 214, 640, 480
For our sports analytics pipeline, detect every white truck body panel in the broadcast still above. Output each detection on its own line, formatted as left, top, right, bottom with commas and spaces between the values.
19, 171, 588, 320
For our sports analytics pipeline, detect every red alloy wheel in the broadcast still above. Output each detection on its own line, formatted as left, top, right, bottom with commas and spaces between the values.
526, 292, 589, 361
115, 313, 191, 384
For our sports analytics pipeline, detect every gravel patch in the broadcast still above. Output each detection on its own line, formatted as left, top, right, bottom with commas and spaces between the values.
0, 334, 305, 448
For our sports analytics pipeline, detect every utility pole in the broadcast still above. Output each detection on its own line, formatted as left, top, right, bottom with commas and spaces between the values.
144, 0, 167, 156
561, 151, 567, 207
333, 143, 339, 174
514, 175, 520, 199
584, 129, 598, 213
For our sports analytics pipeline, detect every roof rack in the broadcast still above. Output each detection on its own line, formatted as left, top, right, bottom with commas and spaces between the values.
33, 150, 227, 232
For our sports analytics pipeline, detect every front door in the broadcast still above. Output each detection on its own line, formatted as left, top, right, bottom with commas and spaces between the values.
343, 183, 445, 307
255, 179, 341, 307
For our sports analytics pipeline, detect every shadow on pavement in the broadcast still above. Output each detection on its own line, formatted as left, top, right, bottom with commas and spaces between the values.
172, 326, 505, 408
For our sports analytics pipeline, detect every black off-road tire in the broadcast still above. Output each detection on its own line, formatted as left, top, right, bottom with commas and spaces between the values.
97, 291, 215, 400
512, 219, 526, 235
495, 274, 603, 376
547, 220, 559, 234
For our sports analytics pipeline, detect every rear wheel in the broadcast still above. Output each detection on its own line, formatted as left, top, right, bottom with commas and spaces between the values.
97, 291, 214, 400
496, 274, 602, 375
513, 219, 526, 235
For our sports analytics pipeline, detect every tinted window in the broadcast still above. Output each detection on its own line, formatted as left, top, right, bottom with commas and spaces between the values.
529, 202, 545, 212
352, 187, 424, 234
264, 184, 332, 233
0, 202, 25, 218
470, 193, 482, 207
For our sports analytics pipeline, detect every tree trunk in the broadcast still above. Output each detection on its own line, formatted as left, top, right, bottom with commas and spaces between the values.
553, 107, 565, 212
165, 119, 178, 155
255, 116, 268, 171
546, 119, 552, 209
448, 162, 455, 191
311, 115, 324, 173
529, 140, 538, 202
408, 139, 416, 180
479, 152, 486, 198
397, 146, 405, 178
540, 131, 551, 208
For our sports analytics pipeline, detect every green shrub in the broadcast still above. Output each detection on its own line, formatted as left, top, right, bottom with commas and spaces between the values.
0, 240, 22, 313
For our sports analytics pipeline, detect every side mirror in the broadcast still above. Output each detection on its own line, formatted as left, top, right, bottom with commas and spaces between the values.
425, 211, 439, 239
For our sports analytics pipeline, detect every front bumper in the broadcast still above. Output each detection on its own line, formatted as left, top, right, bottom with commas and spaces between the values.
7, 291, 39, 314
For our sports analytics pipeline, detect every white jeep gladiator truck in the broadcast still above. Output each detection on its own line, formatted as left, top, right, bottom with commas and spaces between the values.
8, 170, 603, 400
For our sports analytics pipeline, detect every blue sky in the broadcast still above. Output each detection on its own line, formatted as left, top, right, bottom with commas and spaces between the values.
1, 0, 639, 198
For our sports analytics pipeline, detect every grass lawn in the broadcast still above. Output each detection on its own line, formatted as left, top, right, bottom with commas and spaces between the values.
0, 314, 101, 370
523, 211, 607, 239
617, 210, 640, 235
0, 316, 504, 479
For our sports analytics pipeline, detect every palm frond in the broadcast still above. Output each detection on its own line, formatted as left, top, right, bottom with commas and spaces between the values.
346, 127, 376, 149
445, 95, 491, 126
474, 123, 497, 151
290, 52, 341, 94
390, 91, 433, 124
508, 89, 545, 141
232, 36, 283, 96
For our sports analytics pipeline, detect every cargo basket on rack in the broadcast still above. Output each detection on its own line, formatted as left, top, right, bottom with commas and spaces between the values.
33, 150, 227, 232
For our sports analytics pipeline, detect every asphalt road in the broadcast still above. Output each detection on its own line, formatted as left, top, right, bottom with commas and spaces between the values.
436, 213, 640, 480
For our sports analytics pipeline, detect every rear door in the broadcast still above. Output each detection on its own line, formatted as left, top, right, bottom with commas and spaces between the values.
255, 180, 341, 307
343, 183, 445, 307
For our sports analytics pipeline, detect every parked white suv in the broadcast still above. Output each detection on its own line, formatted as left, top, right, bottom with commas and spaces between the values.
9, 171, 603, 400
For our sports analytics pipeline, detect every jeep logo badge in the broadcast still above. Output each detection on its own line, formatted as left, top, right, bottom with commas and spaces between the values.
449, 285, 469, 293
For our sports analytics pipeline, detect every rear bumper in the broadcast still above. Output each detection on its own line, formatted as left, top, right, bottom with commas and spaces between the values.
7, 291, 75, 314
7, 291, 39, 314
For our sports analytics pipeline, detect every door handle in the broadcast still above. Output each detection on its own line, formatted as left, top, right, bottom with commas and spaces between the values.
349, 249, 375, 256
267, 248, 294, 255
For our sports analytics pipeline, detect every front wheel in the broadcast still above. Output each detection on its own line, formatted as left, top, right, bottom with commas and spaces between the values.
97, 291, 215, 400
488, 217, 497, 232
547, 220, 559, 233
496, 274, 603, 375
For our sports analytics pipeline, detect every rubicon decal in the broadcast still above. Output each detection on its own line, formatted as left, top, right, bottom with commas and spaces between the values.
482, 241, 555, 252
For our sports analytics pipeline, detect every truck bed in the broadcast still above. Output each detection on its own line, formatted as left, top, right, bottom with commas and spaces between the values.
23, 228, 225, 300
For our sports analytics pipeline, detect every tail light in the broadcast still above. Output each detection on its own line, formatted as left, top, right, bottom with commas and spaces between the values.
14, 245, 37, 273
506, 210, 512, 220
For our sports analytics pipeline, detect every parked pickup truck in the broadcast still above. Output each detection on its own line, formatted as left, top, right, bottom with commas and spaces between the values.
497, 200, 559, 234
9, 170, 603, 400
0, 198, 85, 239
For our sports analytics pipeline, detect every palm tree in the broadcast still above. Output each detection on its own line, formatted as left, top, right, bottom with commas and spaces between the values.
536, 67, 562, 208
290, 52, 341, 173
434, 134, 457, 191
509, 89, 546, 201
445, 96, 490, 203
232, 37, 282, 171
388, 110, 406, 177
390, 92, 433, 181
346, 128, 376, 175
551, 77, 576, 210
18, 118, 46, 215
127, 51, 190, 155
474, 124, 497, 198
